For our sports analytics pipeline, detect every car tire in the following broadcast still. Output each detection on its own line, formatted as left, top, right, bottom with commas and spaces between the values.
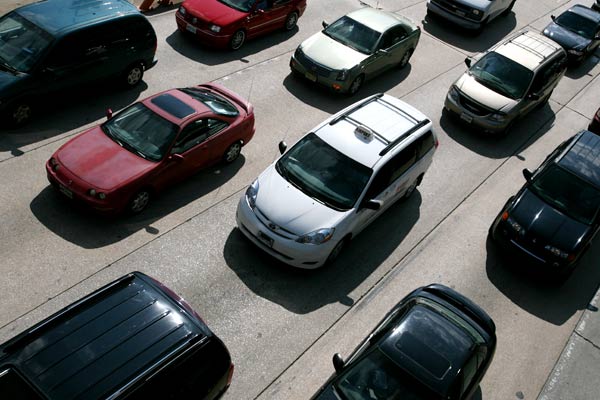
403, 179, 418, 199
325, 237, 348, 266
123, 63, 144, 88
128, 189, 151, 214
7, 100, 33, 127
284, 11, 299, 31
348, 75, 364, 96
229, 30, 246, 51
223, 141, 242, 163
399, 49, 414, 68
502, 0, 516, 16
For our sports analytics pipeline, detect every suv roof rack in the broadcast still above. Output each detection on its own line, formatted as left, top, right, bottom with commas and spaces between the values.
379, 119, 430, 156
505, 31, 555, 60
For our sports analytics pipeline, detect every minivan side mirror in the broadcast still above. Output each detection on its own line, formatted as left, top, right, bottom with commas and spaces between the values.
464, 57, 472, 68
332, 353, 345, 372
528, 92, 540, 101
551, 15, 556, 21
522, 168, 533, 181
362, 199, 382, 210
322, 20, 329, 29
106, 108, 113, 120
595, 34, 600, 40
278, 141, 287, 154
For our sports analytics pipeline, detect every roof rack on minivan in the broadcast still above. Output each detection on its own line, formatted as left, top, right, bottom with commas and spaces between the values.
329, 93, 385, 125
506, 31, 556, 60
379, 119, 431, 156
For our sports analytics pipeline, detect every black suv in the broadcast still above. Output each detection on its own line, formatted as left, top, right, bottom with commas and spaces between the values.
490, 130, 600, 279
0, 272, 233, 399
312, 284, 496, 400
0, 0, 158, 126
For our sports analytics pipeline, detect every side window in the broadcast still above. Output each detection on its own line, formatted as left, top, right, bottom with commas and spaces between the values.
416, 131, 435, 159
460, 347, 487, 397
530, 64, 551, 93
364, 163, 394, 200
255, 0, 273, 10
388, 143, 417, 183
171, 119, 228, 154
378, 26, 408, 50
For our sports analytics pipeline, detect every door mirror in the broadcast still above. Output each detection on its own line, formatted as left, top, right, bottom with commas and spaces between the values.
464, 57, 472, 68
105, 108, 113, 120
170, 153, 184, 161
528, 92, 540, 101
278, 140, 287, 154
322, 20, 329, 29
522, 168, 533, 181
595, 34, 600, 40
332, 353, 345, 372
377, 48, 389, 55
362, 199, 382, 210
551, 15, 556, 21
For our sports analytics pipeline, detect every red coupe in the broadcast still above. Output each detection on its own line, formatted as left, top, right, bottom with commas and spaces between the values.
46, 84, 255, 215
176, 0, 307, 50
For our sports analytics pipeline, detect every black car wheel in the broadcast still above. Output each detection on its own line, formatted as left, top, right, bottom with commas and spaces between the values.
348, 75, 364, 96
223, 141, 242, 163
8, 101, 33, 127
326, 238, 347, 266
284, 12, 299, 31
128, 189, 151, 214
124, 63, 144, 88
229, 30, 246, 50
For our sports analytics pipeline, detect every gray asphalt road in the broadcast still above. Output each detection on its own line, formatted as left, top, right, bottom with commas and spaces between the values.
1, 1, 599, 399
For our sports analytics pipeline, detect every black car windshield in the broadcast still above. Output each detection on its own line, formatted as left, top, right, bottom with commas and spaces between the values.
334, 348, 442, 400
102, 103, 179, 162
469, 52, 533, 99
323, 16, 382, 55
217, 0, 254, 12
275, 133, 372, 210
530, 165, 600, 225
179, 88, 239, 117
0, 13, 52, 73
555, 11, 597, 39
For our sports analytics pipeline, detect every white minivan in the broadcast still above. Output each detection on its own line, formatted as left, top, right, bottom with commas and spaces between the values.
236, 93, 438, 268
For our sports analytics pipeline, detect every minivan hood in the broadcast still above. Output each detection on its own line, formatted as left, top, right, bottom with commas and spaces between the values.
543, 22, 590, 51
455, 73, 516, 112
255, 166, 344, 235
453, 0, 493, 11
511, 189, 589, 251
183, 0, 246, 26
300, 32, 368, 70
56, 126, 156, 191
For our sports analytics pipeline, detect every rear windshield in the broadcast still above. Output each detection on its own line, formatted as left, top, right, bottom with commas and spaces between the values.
179, 88, 239, 117
0, 12, 52, 73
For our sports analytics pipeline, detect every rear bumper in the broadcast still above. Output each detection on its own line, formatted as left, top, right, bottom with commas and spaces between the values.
426, 1, 484, 30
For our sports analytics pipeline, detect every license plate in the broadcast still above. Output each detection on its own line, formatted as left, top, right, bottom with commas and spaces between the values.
456, 10, 466, 17
59, 185, 73, 199
460, 112, 473, 123
305, 72, 317, 82
186, 24, 196, 34
257, 231, 274, 248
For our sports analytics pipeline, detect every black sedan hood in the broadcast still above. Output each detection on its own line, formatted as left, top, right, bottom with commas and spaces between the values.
543, 22, 590, 51
511, 189, 589, 251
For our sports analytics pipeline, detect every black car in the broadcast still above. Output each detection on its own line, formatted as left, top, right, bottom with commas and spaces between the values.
594, 0, 600, 12
490, 130, 600, 279
312, 284, 496, 400
0, 272, 233, 399
542, 4, 600, 63
0, 0, 158, 126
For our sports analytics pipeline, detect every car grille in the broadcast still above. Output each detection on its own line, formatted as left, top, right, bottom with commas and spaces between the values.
254, 207, 297, 240
295, 49, 334, 78
432, 0, 484, 21
180, 12, 210, 29
458, 92, 492, 116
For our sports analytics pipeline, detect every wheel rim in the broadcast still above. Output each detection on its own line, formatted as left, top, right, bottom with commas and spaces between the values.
328, 240, 345, 263
127, 67, 142, 86
231, 31, 245, 50
350, 76, 363, 94
285, 13, 298, 30
130, 191, 150, 213
225, 143, 242, 163
13, 104, 31, 124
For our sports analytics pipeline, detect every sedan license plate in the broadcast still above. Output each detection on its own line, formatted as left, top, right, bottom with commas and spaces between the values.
456, 10, 466, 17
305, 72, 317, 82
460, 112, 473, 123
186, 24, 197, 34
257, 231, 274, 248
59, 185, 73, 199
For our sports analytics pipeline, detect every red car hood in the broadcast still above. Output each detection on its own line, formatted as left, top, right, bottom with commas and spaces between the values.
183, 0, 246, 26
56, 127, 156, 191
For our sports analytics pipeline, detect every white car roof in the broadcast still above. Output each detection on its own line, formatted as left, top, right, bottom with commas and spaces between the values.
495, 30, 562, 70
314, 94, 430, 168
346, 7, 404, 33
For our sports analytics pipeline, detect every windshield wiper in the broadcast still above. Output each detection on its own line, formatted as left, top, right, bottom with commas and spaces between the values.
0, 60, 18, 74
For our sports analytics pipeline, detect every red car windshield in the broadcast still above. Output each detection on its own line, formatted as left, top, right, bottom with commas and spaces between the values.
217, 0, 255, 13
102, 103, 179, 162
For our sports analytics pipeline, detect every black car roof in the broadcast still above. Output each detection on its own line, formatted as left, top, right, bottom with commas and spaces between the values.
0, 272, 210, 400
559, 130, 600, 188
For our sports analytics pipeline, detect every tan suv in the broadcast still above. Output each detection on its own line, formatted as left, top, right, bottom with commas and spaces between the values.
444, 30, 567, 135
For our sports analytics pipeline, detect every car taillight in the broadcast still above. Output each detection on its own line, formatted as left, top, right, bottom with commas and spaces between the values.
226, 363, 234, 386
435, 138, 439, 148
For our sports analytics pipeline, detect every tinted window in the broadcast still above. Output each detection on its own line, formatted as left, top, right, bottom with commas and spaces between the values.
172, 118, 228, 154
179, 88, 239, 117
416, 131, 435, 159
217, 0, 254, 12
378, 26, 408, 50
555, 11, 597, 39
45, 28, 104, 67
0, 13, 52, 72
323, 16, 382, 54
470, 52, 533, 99
365, 144, 417, 199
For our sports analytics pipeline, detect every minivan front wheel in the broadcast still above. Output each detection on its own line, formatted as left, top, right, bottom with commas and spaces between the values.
124, 63, 144, 87
325, 238, 348, 266
9, 101, 33, 126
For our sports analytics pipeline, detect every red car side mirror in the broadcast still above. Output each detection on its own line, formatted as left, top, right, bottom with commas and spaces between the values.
106, 108, 113, 120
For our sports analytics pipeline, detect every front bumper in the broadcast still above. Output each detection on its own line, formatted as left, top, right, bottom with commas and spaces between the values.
426, 1, 484, 30
235, 196, 336, 269
289, 55, 352, 93
176, 12, 232, 48
444, 91, 513, 134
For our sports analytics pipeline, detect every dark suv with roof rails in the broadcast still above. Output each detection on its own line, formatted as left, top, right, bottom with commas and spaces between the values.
312, 284, 496, 400
0, 272, 233, 400
490, 130, 600, 279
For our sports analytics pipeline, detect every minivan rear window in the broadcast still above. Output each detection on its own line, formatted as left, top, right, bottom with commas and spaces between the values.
0, 13, 52, 72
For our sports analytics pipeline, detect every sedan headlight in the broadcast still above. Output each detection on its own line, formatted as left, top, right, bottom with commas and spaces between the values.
296, 228, 335, 245
568, 49, 584, 56
210, 24, 221, 33
472, 9, 481, 15
489, 112, 507, 122
502, 212, 525, 235
544, 245, 569, 259
336, 69, 349, 81
448, 85, 460, 101
179, 6, 186, 15
87, 189, 107, 199
49, 157, 60, 171
245, 180, 259, 209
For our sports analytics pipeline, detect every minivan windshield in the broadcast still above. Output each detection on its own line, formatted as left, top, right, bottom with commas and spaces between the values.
323, 16, 382, 55
530, 165, 600, 225
0, 13, 53, 73
102, 103, 179, 162
275, 133, 372, 210
554, 11, 597, 39
469, 52, 533, 99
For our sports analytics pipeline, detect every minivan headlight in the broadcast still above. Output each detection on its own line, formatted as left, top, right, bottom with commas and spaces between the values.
448, 85, 460, 101
296, 228, 335, 245
210, 24, 221, 33
489, 112, 507, 122
568, 49, 584, 56
245, 180, 259, 209
336, 69, 349, 81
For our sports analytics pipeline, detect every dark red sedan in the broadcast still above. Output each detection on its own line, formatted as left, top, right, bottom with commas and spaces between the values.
46, 84, 255, 215
176, 0, 307, 50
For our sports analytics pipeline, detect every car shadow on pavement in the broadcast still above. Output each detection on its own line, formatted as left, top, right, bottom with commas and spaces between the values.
0, 83, 146, 155
165, 28, 299, 66
485, 234, 600, 325
282, 65, 412, 115
441, 104, 555, 159
565, 53, 599, 80
29, 157, 245, 249
222, 193, 422, 314
421, 13, 517, 54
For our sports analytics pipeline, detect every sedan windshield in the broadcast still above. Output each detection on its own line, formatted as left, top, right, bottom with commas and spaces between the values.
323, 16, 382, 54
275, 133, 372, 210
334, 348, 442, 400
179, 87, 239, 117
469, 52, 533, 99
102, 103, 179, 162
0, 13, 52, 73
217, 0, 254, 12
530, 165, 600, 225
555, 11, 597, 39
